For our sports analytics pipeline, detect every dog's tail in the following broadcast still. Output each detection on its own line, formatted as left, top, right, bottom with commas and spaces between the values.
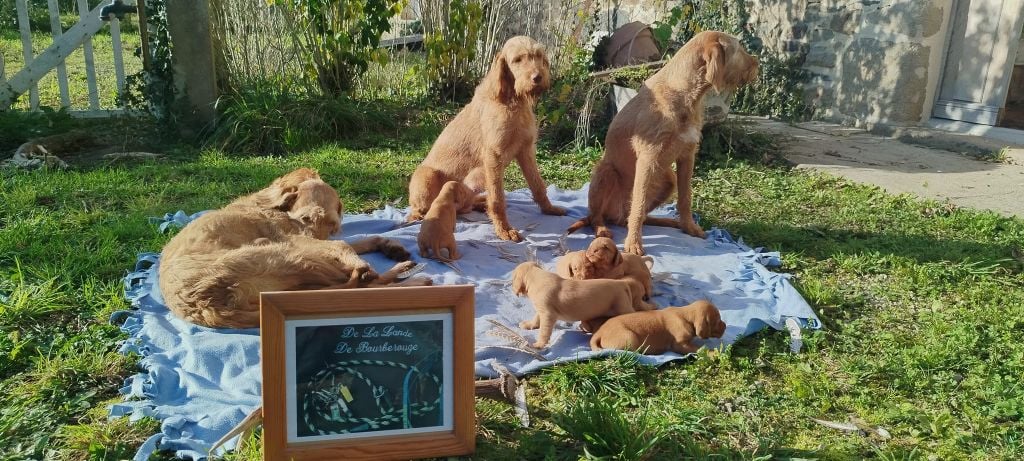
566, 217, 589, 234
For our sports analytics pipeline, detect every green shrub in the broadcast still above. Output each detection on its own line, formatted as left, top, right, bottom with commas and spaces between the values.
274, 0, 407, 96
205, 83, 398, 155
422, 0, 483, 101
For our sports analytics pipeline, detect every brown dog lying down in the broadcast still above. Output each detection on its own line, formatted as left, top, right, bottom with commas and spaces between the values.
417, 181, 470, 261
567, 31, 759, 255
160, 169, 428, 328
556, 237, 656, 308
512, 261, 644, 349
407, 36, 565, 242
588, 300, 727, 354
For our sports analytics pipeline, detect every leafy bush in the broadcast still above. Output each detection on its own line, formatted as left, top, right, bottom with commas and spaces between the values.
274, 0, 408, 96
422, 0, 483, 101
537, 42, 610, 150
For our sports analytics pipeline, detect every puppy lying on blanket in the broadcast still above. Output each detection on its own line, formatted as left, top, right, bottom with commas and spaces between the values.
417, 181, 470, 261
160, 169, 427, 328
556, 237, 656, 309
512, 261, 644, 349
588, 300, 726, 355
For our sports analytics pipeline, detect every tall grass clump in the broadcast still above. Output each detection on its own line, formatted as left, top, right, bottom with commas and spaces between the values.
206, 83, 398, 154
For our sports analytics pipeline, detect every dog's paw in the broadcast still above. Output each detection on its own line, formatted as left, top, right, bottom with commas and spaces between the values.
495, 226, 523, 242
348, 265, 378, 285
381, 239, 411, 261
519, 319, 538, 330
595, 226, 613, 239
680, 220, 705, 239
541, 205, 567, 216
623, 238, 645, 256
530, 340, 548, 350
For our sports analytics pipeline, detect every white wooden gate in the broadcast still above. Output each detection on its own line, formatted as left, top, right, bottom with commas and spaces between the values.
0, 0, 139, 115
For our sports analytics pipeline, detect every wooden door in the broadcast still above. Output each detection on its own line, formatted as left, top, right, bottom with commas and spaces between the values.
933, 0, 1024, 125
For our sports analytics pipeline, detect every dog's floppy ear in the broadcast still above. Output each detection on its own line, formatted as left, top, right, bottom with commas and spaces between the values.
270, 191, 299, 211
612, 247, 623, 267
703, 38, 727, 93
484, 51, 515, 103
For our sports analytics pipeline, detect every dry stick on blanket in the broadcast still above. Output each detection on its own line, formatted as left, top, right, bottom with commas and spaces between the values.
484, 319, 547, 361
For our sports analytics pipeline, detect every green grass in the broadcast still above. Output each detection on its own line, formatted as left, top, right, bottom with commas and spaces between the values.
0, 117, 1022, 460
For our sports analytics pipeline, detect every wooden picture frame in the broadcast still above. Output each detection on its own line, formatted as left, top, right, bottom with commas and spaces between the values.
261, 285, 476, 461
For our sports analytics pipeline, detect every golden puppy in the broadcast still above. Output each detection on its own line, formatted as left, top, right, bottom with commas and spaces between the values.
512, 261, 641, 349
407, 36, 565, 242
229, 167, 322, 210
567, 31, 759, 255
160, 171, 425, 329
556, 237, 656, 308
589, 300, 727, 354
555, 237, 623, 280
417, 181, 471, 261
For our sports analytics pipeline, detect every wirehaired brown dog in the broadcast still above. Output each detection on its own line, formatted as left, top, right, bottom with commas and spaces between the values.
567, 31, 759, 255
160, 170, 427, 329
589, 300, 727, 354
511, 261, 642, 349
417, 181, 472, 261
407, 36, 565, 242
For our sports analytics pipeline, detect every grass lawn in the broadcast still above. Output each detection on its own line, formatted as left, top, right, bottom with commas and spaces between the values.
0, 114, 1022, 460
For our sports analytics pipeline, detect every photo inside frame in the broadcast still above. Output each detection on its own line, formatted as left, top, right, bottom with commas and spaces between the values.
284, 312, 454, 443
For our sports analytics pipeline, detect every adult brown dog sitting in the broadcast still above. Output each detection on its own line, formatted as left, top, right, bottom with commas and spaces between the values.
567, 31, 759, 255
407, 36, 566, 242
160, 169, 426, 328
589, 300, 727, 354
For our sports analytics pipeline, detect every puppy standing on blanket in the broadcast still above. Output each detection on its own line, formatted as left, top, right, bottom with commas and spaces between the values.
407, 36, 566, 242
589, 300, 727, 355
512, 261, 642, 349
417, 181, 471, 261
567, 31, 759, 255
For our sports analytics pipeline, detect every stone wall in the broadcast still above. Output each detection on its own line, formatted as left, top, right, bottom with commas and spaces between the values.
746, 0, 952, 128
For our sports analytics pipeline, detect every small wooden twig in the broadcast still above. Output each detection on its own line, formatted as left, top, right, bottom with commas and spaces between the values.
474, 372, 519, 403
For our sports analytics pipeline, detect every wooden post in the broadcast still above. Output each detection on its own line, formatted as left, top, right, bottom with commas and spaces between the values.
137, 0, 151, 71
165, 0, 219, 128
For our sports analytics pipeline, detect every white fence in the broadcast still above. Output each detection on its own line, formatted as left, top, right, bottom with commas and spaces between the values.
1, 0, 139, 115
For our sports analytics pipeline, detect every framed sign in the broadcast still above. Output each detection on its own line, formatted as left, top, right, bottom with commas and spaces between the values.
261, 285, 475, 460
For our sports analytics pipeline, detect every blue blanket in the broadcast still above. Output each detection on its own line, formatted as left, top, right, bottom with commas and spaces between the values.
110, 185, 820, 460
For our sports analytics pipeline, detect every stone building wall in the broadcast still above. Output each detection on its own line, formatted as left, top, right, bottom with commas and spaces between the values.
746, 0, 953, 128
